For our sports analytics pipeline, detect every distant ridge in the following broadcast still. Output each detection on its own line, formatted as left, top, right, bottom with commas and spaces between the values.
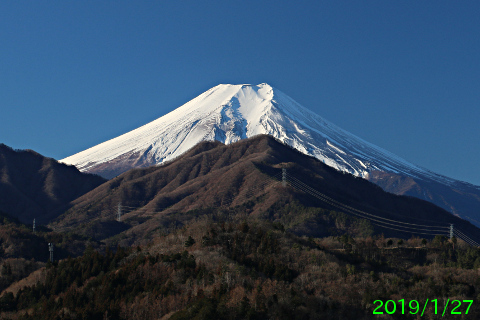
60, 83, 480, 227
0, 143, 106, 224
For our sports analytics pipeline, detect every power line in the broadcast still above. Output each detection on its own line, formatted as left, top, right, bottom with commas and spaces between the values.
454, 231, 478, 247
285, 172, 452, 236
454, 229, 480, 247
46, 166, 479, 247
286, 178, 437, 232
120, 174, 280, 215
287, 173, 449, 229
51, 171, 281, 232
119, 172, 283, 213
287, 178, 447, 235
284, 170, 480, 246
453, 228, 480, 244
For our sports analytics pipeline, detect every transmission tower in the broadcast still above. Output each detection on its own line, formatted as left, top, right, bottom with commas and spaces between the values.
282, 168, 287, 187
33, 218, 35, 234
117, 202, 122, 222
450, 224, 454, 240
48, 243, 54, 262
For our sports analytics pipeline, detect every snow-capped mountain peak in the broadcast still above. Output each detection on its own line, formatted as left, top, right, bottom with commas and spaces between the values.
60, 83, 480, 228
60, 83, 447, 184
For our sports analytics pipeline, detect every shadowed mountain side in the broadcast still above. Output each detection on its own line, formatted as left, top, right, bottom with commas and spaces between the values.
0, 144, 106, 224
369, 170, 480, 226
51, 136, 480, 245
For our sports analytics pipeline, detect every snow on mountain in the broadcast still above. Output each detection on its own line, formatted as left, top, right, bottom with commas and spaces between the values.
60, 83, 480, 227
60, 83, 460, 185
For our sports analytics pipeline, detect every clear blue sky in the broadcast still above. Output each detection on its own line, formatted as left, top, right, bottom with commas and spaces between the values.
1, 1, 479, 185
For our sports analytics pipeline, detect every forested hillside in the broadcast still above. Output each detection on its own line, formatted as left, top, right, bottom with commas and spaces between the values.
2, 137, 480, 319
2, 217, 480, 319
49, 136, 480, 246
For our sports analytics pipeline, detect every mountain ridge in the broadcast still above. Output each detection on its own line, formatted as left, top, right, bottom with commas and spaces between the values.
59, 83, 480, 226
0, 143, 106, 224
52, 135, 480, 246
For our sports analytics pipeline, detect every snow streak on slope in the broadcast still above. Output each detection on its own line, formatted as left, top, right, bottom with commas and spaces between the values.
61, 83, 458, 186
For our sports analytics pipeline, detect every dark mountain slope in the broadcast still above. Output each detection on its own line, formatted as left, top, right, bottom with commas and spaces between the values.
0, 144, 106, 224
51, 135, 480, 245
369, 170, 480, 225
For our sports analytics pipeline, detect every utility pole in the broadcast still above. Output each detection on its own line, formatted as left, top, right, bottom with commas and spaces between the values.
450, 224, 454, 240
282, 168, 287, 187
117, 202, 122, 222
33, 218, 35, 234
48, 243, 54, 262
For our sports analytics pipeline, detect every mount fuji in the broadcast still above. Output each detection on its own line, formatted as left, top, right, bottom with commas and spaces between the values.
61, 83, 480, 226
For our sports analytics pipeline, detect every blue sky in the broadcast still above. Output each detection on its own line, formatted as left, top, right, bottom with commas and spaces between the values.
1, 1, 479, 185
